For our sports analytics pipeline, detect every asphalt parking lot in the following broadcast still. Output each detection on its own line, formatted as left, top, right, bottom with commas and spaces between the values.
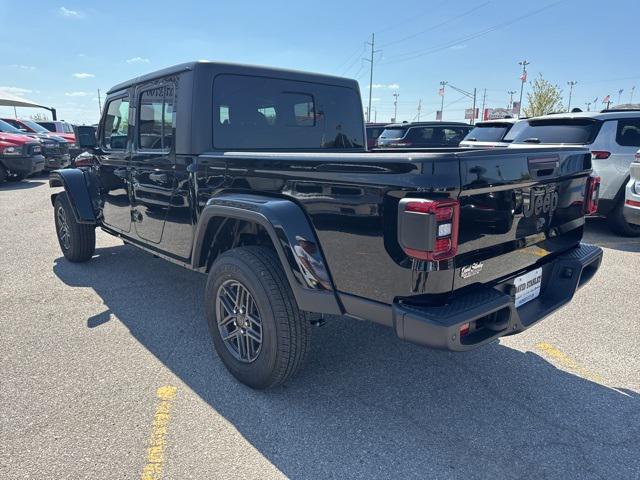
1, 177, 639, 480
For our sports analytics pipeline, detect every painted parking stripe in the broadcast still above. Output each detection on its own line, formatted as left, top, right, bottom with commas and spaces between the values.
535, 342, 604, 384
141, 386, 178, 480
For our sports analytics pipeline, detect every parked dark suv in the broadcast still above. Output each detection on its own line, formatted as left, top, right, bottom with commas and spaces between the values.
376, 122, 472, 148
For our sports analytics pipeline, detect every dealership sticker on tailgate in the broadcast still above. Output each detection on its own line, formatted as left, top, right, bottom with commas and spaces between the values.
514, 267, 542, 308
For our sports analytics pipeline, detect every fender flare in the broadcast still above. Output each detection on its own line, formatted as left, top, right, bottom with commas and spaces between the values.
192, 193, 342, 316
49, 168, 97, 224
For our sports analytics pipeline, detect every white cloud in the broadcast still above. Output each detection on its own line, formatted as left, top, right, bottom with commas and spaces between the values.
77, 53, 87, 58
59, 7, 83, 18
126, 57, 150, 64
0, 86, 32, 95
65, 91, 89, 97
450, 44, 467, 50
8, 64, 36, 71
370, 83, 400, 90
72, 73, 95, 79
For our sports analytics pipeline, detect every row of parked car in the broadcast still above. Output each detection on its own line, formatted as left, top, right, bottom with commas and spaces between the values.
366, 109, 640, 237
0, 118, 79, 183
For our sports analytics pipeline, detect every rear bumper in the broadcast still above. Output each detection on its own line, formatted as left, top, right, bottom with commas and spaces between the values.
392, 243, 603, 351
1, 155, 45, 175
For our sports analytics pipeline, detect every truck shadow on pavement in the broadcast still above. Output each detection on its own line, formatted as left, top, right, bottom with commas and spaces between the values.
53, 244, 639, 479
583, 217, 640, 252
0, 179, 46, 190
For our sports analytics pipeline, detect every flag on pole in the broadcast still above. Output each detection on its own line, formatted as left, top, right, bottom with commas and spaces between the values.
593, 97, 598, 104
618, 89, 624, 95
438, 87, 445, 96
519, 71, 527, 82
602, 95, 610, 103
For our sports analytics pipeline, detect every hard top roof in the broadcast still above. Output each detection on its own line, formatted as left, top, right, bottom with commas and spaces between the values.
107, 61, 359, 95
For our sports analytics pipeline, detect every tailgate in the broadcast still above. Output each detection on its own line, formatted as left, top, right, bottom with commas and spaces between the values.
453, 147, 592, 290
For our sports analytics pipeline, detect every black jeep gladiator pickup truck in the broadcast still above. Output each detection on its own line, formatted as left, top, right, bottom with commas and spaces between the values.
50, 61, 603, 389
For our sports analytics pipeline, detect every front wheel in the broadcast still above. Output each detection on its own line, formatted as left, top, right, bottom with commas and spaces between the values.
54, 192, 96, 262
205, 246, 311, 389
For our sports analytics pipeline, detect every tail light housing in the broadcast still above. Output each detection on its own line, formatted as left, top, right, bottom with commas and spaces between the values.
591, 150, 611, 160
398, 198, 460, 261
585, 175, 600, 215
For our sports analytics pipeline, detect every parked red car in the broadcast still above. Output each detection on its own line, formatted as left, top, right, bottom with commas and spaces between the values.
36, 120, 76, 143
0, 124, 45, 182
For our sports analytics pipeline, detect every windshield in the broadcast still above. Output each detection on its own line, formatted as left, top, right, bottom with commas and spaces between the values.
379, 128, 406, 139
20, 119, 50, 133
0, 119, 23, 134
463, 124, 511, 142
38, 122, 56, 132
505, 118, 602, 144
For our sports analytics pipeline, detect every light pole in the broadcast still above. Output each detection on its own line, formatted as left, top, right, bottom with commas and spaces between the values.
585, 101, 591, 112
439, 81, 447, 120
567, 81, 577, 111
507, 90, 516, 110
631, 86, 636, 103
517, 60, 529, 118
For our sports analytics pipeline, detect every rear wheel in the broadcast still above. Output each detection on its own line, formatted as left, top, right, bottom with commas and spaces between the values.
205, 246, 310, 389
607, 198, 640, 237
54, 192, 96, 262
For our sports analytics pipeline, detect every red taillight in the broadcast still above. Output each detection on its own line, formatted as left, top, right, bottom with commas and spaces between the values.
459, 323, 470, 337
585, 175, 600, 215
591, 150, 611, 160
626, 199, 640, 208
400, 199, 460, 261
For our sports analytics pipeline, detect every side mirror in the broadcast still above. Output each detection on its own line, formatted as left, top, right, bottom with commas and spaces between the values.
19, 128, 28, 132
76, 125, 97, 149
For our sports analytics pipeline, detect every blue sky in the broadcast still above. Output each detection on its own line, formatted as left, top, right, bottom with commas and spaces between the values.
0, 0, 638, 124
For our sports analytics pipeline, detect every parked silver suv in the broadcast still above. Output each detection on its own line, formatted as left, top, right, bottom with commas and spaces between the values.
506, 110, 640, 236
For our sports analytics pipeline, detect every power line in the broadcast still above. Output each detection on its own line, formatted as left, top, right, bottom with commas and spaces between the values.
379, 1, 490, 48
375, 0, 448, 35
382, 1, 563, 65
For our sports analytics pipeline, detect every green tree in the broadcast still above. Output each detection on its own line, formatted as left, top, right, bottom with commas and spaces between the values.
523, 74, 564, 117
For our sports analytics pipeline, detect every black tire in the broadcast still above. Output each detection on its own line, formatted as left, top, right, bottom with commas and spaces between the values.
205, 246, 311, 389
0, 164, 6, 183
54, 192, 96, 262
606, 198, 640, 237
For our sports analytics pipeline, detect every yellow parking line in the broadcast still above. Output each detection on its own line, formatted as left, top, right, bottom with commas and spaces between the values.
535, 342, 604, 384
141, 386, 178, 480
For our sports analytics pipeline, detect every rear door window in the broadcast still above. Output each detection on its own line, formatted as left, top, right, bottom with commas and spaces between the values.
616, 118, 640, 147
138, 84, 175, 151
213, 74, 363, 150
38, 122, 56, 132
505, 118, 602, 144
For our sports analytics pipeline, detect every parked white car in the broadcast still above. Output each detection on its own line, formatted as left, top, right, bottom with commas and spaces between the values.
459, 118, 519, 148
506, 110, 640, 236
623, 149, 640, 226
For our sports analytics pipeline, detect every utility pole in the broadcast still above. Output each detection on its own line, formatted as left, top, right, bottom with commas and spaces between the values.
417, 99, 422, 121
97, 88, 103, 115
471, 88, 477, 125
517, 60, 529, 118
481, 88, 487, 120
393, 92, 399, 122
439, 81, 447, 121
364, 33, 380, 123
507, 90, 516, 110
567, 81, 577, 111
